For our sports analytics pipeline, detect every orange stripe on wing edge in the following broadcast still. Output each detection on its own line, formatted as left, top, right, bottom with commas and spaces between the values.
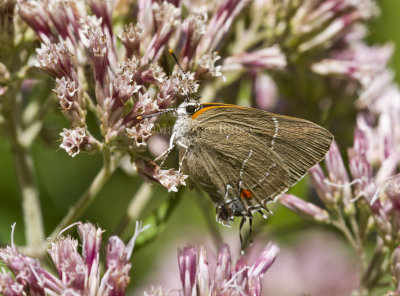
191, 103, 246, 119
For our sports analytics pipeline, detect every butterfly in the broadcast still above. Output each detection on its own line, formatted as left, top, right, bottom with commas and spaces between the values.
139, 50, 333, 248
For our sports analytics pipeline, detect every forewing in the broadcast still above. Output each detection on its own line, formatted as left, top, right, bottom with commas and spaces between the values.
194, 104, 333, 186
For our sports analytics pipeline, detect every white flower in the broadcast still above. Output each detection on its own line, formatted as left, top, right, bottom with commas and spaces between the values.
59, 127, 87, 157
155, 168, 188, 192
126, 119, 154, 147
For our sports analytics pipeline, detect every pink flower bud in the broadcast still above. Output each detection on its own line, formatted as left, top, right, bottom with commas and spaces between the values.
178, 246, 197, 296
280, 194, 330, 223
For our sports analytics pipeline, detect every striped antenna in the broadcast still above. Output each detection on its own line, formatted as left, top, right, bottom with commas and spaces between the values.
136, 50, 196, 120
168, 49, 196, 99
136, 108, 175, 120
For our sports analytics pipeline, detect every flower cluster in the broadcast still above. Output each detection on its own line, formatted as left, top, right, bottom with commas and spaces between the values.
221, 0, 379, 80
279, 44, 400, 288
0, 222, 148, 296
18, 0, 206, 191
145, 242, 279, 296
279, 60, 400, 294
0, 221, 279, 296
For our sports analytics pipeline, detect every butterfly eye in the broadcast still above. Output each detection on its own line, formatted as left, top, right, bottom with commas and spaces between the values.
186, 104, 197, 114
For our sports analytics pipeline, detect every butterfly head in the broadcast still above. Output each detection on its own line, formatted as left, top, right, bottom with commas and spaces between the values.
176, 98, 201, 118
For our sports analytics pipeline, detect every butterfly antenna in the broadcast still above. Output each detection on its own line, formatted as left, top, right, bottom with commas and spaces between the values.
168, 49, 196, 100
136, 108, 175, 120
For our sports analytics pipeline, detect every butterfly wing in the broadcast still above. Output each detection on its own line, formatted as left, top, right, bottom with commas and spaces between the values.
181, 104, 333, 224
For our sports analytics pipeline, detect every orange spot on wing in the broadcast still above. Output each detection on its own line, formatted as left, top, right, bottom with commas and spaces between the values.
240, 189, 254, 199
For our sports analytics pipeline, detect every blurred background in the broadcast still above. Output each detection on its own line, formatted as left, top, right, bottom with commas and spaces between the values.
0, 0, 399, 295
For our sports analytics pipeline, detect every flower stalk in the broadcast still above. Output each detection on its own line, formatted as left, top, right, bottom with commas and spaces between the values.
2, 84, 44, 256
49, 150, 120, 242
114, 181, 153, 237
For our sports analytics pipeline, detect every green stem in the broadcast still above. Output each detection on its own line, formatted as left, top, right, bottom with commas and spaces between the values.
49, 151, 120, 241
332, 212, 360, 257
358, 202, 370, 246
5, 89, 45, 255
349, 214, 361, 245
11, 139, 45, 254
135, 190, 184, 251
22, 92, 54, 126
114, 182, 153, 236
21, 82, 55, 147
332, 207, 367, 296
84, 91, 100, 119
363, 237, 386, 290
20, 120, 44, 148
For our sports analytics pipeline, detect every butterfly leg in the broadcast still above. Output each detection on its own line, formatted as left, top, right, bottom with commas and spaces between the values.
258, 209, 268, 219
178, 147, 188, 174
175, 140, 189, 173
239, 216, 246, 254
156, 132, 177, 167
